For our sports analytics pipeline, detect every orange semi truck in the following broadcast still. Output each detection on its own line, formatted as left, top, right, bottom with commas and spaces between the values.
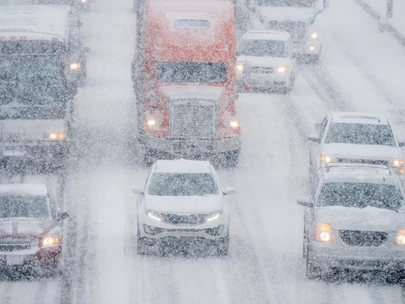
132, 0, 241, 166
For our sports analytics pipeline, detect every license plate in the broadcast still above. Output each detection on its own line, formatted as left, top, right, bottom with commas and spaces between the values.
6, 255, 24, 266
2, 150, 26, 157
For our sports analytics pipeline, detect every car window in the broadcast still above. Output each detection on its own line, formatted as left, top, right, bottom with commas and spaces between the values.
0, 196, 51, 219
239, 39, 289, 57
317, 182, 402, 211
147, 173, 218, 196
324, 123, 396, 146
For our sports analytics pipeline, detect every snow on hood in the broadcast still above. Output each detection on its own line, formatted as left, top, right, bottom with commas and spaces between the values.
145, 194, 222, 214
0, 219, 58, 238
158, 85, 224, 101
259, 7, 315, 23
237, 55, 292, 68
316, 206, 404, 231
0, 119, 65, 141
323, 143, 401, 160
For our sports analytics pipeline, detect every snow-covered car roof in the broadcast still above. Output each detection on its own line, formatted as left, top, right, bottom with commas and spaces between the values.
0, 5, 70, 42
330, 112, 389, 125
241, 30, 290, 41
0, 184, 48, 196
153, 159, 215, 174
322, 164, 398, 184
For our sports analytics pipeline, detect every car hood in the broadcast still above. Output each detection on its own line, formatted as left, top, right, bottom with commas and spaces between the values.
158, 85, 224, 101
237, 55, 292, 68
0, 219, 58, 238
323, 143, 401, 160
0, 119, 65, 142
258, 7, 315, 23
145, 195, 223, 214
316, 206, 403, 231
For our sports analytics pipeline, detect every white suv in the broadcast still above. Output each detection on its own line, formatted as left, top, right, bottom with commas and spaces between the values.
309, 112, 405, 183
134, 159, 234, 256
236, 30, 296, 93
298, 164, 405, 281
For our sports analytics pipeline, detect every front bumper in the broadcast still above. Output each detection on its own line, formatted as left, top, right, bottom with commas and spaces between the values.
141, 135, 241, 156
0, 246, 61, 270
0, 142, 68, 162
309, 236, 405, 271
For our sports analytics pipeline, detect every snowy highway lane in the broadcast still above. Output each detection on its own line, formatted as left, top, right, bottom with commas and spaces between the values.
1, 0, 405, 303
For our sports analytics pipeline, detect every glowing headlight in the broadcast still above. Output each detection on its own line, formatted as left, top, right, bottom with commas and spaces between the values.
146, 119, 156, 127
396, 229, 405, 245
206, 211, 222, 222
235, 64, 244, 72
308, 46, 316, 52
320, 155, 332, 164
277, 67, 288, 73
70, 63, 81, 70
314, 223, 332, 243
392, 159, 404, 167
49, 133, 65, 140
40, 236, 60, 247
311, 32, 319, 40
81, 0, 87, 3
146, 210, 161, 221
230, 120, 239, 128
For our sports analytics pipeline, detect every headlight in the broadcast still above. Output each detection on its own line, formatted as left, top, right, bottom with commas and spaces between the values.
277, 67, 288, 73
70, 63, 81, 70
311, 32, 319, 39
206, 211, 222, 222
230, 120, 239, 129
40, 236, 60, 247
146, 210, 161, 221
320, 155, 332, 164
392, 159, 404, 167
145, 118, 161, 129
81, 0, 87, 3
49, 133, 65, 140
396, 229, 405, 245
313, 223, 332, 243
235, 64, 244, 72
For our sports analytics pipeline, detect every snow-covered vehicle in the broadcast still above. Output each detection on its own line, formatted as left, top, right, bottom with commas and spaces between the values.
134, 159, 235, 256
0, 5, 89, 87
0, 184, 69, 275
255, 0, 326, 61
236, 30, 296, 93
34, 0, 91, 12
298, 164, 405, 280
309, 112, 405, 183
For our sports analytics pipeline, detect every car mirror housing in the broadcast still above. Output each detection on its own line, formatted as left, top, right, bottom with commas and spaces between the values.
223, 186, 236, 195
132, 187, 144, 195
297, 197, 314, 208
308, 135, 321, 143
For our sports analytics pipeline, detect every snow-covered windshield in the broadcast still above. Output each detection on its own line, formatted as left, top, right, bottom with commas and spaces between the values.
239, 39, 289, 57
157, 62, 227, 83
148, 173, 218, 196
0, 56, 67, 105
266, 21, 307, 42
0, 196, 50, 219
257, 0, 317, 7
318, 182, 402, 210
324, 123, 396, 146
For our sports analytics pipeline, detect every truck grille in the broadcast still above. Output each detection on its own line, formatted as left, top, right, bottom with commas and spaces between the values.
250, 66, 274, 74
0, 238, 35, 252
336, 158, 389, 166
339, 230, 388, 247
160, 213, 207, 225
170, 99, 216, 138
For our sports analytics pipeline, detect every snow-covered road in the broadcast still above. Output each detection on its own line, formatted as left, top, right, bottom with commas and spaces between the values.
2, 0, 405, 303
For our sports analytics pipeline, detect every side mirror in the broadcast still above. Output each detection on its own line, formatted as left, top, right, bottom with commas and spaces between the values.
132, 187, 144, 195
83, 47, 91, 54
223, 186, 236, 195
58, 212, 69, 221
297, 197, 314, 208
308, 136, 321, 143
399, 142, 405, 147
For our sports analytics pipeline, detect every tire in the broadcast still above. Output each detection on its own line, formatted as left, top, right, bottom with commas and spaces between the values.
216, 235, 229, 256
305, 254, 318, 280
136, 226, 147, 255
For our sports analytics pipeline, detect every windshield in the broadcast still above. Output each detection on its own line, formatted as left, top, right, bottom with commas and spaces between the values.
257, 0, 317, 7
0, 106, 66, 120
148, 173, 218, 196
0, 56, 68, 105
266, 21, 307, 42
0, 196, 50, 219
157, 62, 227, 83
239, 39, 289, 57
324, 123, 396, 146
318, 182, 403, 210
